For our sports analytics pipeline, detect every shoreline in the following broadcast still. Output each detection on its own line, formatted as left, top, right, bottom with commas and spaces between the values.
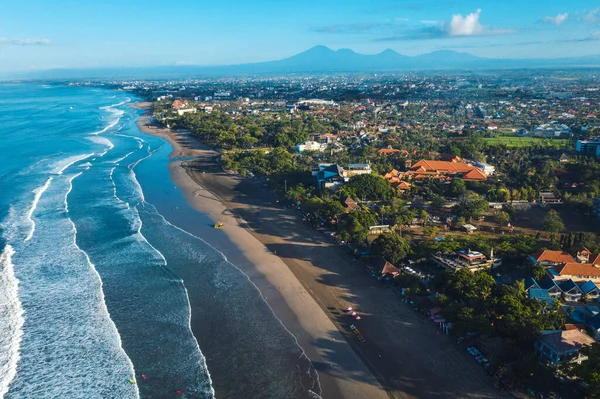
133, 103, 386, 399
133, 102, 506, 399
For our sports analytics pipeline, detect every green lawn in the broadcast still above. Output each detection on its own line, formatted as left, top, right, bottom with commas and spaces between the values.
484, 136, 569, 148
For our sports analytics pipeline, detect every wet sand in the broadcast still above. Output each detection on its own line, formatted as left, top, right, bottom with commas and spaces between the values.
134, 102, 506, 399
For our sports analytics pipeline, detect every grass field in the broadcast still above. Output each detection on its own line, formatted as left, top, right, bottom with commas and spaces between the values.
484, 136, 569, 148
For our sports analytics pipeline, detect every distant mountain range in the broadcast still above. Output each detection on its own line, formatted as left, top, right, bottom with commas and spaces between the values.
8, 45, 600, 80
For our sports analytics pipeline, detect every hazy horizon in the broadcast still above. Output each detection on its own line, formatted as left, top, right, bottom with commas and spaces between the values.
3, 0, 600, 74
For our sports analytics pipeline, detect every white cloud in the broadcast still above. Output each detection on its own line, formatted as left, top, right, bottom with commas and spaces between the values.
542, 13, 569, 25
592, 31, 600, 39
447, 9, 513, 37
0, 38, 51, 46
449, 9, 484, 36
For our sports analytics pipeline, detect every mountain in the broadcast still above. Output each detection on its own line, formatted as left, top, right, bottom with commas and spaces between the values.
7, 46, 600, 80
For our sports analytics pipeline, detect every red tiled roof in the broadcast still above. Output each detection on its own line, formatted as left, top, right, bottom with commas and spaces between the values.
555, 262, 600, 278
463, 168, 487, 181
533, 250, 576, 264
378, 148, 401, 154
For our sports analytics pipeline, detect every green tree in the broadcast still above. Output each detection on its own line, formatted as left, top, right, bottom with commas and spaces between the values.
337, 211, 377, 244
569, 343, 600, 399
447, 178, 467, 197
495, 211, 510, 226
542, 209, 565, 233
371, 232, 411, 266
454, 191, 489, 220
345, 174, 392, 201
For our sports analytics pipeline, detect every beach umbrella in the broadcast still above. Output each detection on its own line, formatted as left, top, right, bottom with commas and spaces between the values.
355, 316, 361, 320
347, 307, 353, 311
351, 312, 357, 316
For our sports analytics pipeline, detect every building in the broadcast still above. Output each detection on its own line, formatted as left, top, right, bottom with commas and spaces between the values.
343, 196, 360, 211
534, 122, 571, 137
531, 250, 576, 266
346, 163, 372, 177
431, 249, 501, 272
579, 280, 600, 300
536, 329, 594, 368
539, 192, 562, 204
576, 139, 600, 156
297, 140, 327, 153
557, 279, 584, 302
312, 164, 346, 191
474, 162, 496, 176
531, 250, 600, 283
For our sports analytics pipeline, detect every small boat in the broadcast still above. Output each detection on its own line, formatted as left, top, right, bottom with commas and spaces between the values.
214, 222, 224, 229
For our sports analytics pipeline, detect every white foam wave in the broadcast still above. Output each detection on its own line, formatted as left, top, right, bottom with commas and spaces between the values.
89, 135, 114, 150
51, 153, 94, 175
93, 98, 129, 136
64, 172, 82, 213
144, 204, 320, 397
0, 245, 24, 398
64, 179, 140, 399
114, 134, 145, 149
24, 177, 53, 242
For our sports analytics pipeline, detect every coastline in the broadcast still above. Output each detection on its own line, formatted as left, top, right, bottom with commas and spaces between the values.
133, 103, 386, 399
133, 102, 505, 399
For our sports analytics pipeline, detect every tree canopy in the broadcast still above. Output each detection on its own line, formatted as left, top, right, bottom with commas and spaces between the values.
371, 232, 411, 266
344, 174, 393, 201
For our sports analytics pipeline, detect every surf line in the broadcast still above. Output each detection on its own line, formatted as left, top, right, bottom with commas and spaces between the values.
24, 177, 53, 242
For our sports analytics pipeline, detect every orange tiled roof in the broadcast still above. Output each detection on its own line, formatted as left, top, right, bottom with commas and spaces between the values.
590, 254, 600, 265
378, 148, 401, 154
463, 168, 487, 181
410, 160, 474, 174
555, 263, 600, 278
533, 250, 576, 264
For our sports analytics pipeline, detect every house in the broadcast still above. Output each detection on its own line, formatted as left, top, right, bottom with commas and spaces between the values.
580, 280, 600, 300
578, 247, 593, 263
538, 278, 563, 298
539, 191, 562, 204
524, 277, 541, 293
375, 259, 400, 276
431, 249, 501, 272
346, 163, 372, 177
558, 279, 584, 302
297, 140, 326, 153
529, 288, 556, 306
535, 329, 595, 368
378, 148, 401, 155
559, 153, 570, 163
531, 250, 575, 266
312, 164, 346, 191
343, 196, 360, 211
462, 224, 477, 234
534, 122, 571, 137
407, 160, 488, 181
552, 263, 600, 281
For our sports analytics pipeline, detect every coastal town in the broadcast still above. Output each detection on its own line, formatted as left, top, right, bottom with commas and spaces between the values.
105, 70, 600, 398
89, 69, 600, 398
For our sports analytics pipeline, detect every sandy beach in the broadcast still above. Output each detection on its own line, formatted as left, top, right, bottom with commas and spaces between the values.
134, 102, 506, 399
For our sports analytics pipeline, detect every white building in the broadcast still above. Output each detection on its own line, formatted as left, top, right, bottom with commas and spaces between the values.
176, 107, 197, 116
534, 122, 571, 137
297, 141, 327, 153
474, 162, 496, 176
346, 163, 372, 177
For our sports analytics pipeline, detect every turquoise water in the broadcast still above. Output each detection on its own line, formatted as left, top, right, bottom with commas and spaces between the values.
0, 84, 319, 399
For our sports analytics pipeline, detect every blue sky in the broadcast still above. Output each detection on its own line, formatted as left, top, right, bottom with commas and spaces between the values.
2, 0, 600, 72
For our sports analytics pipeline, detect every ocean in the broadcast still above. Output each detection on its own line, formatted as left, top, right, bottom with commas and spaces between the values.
0, 84, 320, 398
